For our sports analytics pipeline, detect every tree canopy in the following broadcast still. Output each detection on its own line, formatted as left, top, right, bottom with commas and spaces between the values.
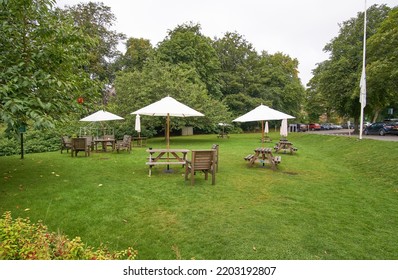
0, 0, 101, 132
307, 4, 396, 125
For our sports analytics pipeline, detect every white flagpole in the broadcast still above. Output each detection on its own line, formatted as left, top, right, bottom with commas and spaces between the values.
359, 0, 367, 140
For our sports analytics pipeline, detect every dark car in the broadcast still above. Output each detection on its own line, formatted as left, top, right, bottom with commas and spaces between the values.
364, 121, 398, 136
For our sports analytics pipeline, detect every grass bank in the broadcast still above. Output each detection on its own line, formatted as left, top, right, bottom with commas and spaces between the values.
1, 132, 397, 259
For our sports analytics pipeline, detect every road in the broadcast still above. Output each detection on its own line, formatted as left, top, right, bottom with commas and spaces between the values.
306, 129, 398, 142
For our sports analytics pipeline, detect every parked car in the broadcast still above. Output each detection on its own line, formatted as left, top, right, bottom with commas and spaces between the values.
364, 121, 398, 136
299, 124, 308, 132
320, 123, 331, 130
308, 123, 321, 131
321, 123, 342, 130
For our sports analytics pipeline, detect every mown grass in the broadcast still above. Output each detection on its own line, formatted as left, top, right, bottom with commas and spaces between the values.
1, 132, 398, 260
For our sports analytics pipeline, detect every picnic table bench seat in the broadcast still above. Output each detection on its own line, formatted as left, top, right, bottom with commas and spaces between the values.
244, 154, 254, 161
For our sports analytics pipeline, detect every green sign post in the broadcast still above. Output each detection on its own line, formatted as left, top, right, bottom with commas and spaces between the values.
19, 124, 26, 159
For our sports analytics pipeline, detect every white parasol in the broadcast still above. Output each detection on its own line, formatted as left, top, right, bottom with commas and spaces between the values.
280, 118, 288, 138
264, 121, 269, 134
135, 114, 141, 137
80, 110, 124, 122
131, 96, 204, 148
233, 104, 294, 145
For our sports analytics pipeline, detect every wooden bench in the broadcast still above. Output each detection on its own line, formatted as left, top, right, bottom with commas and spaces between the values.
273, 156, 282, 164
146, 161, 185, 166
244, 154, 254, 161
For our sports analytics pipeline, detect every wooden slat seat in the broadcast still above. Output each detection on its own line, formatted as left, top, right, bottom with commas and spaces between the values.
146, 161, 185, 166
244, 154, 254, 161
185, 149, 216, 185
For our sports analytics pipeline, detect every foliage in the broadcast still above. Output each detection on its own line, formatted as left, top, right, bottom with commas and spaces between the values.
308, 4, 393, 124
112, 59, 231, 135
0, 211, 137, 260
156, 22, 222, 99
0, 123, 77, 156
367, 7, 398, 120
120, 38, 154, 72
0, 0, 101, 133
213, 32, 259, 97
61, 2, 126, 84
213, 32, 305, 121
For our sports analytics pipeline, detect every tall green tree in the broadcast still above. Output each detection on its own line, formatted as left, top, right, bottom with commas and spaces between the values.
309, 4, 391, 127
156, 23, 222, 99
121, 38, 153, 72
62, 2, 126, 84
112, 59, 230, 135
367, 7, 398, 120
258, 52, 305, 118
0, 0, 100, 132
213, 32, 259, 97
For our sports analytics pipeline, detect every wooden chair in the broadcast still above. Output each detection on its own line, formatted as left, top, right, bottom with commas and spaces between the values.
116, 135, 132, 153
211, 144, 219, 172
71, 138, 90, 157
82, 135, 94, 151
60, 136, 71, 154
185, 149, 216, 186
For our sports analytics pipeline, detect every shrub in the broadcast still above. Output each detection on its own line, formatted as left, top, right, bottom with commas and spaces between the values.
0, 212, 137, 260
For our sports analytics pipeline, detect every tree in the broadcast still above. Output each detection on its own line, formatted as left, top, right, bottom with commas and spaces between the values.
156, 23, 222, 99
367, 7, 398, 120
122, 38, 154, 71
0, 0, 100, 133
213, 32, 259, 97
112, 59, 230, 135
309, 4, 391, 128
62, 2, 126, 84
257, 52, 305, 118
213, 32, 305, 121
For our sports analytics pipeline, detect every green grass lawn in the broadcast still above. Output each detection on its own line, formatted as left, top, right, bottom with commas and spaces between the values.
1, 132, 398, 260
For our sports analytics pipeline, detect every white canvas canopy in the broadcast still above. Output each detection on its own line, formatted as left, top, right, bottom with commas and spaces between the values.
135, 114, 141, 136
280, 118, 288, 138
131, 96, 204, 148
80, 110, 124, 122
233, 104, 295, 145
233, 104, 294, 122
264, 121, 269, 134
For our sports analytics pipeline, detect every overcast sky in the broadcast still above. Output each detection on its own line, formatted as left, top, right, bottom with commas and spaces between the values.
57, 0, 398, 86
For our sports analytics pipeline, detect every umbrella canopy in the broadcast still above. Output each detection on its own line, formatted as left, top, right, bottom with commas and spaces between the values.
80, 110, 124, 122
280, 118, 288, 138
131, 96, 204, 148
233, 104, 294, 145
135, 114, 141, 135
232, 104, 295, 122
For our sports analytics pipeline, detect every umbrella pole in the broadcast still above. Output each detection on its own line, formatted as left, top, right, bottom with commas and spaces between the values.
261, 120, 264, 147
166, 113, 170, 149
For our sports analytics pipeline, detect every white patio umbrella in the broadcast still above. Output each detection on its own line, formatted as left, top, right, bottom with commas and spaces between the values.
131, 96, 204, 148
233, 104, 294, 145
135, 114, 141, 137
280, 118, 288, 138
80, 110, 124, 136
80, 110, 124, 122
264, 121, 269, 134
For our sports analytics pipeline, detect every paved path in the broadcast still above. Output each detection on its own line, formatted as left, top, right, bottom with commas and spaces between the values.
306, 129, 398, 142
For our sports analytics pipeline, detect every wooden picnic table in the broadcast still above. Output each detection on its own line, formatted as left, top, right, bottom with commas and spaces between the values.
94, 138, 116, 152
146, 148, 190, 176
244, 147, 281, 170
274, 140, 298, 154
